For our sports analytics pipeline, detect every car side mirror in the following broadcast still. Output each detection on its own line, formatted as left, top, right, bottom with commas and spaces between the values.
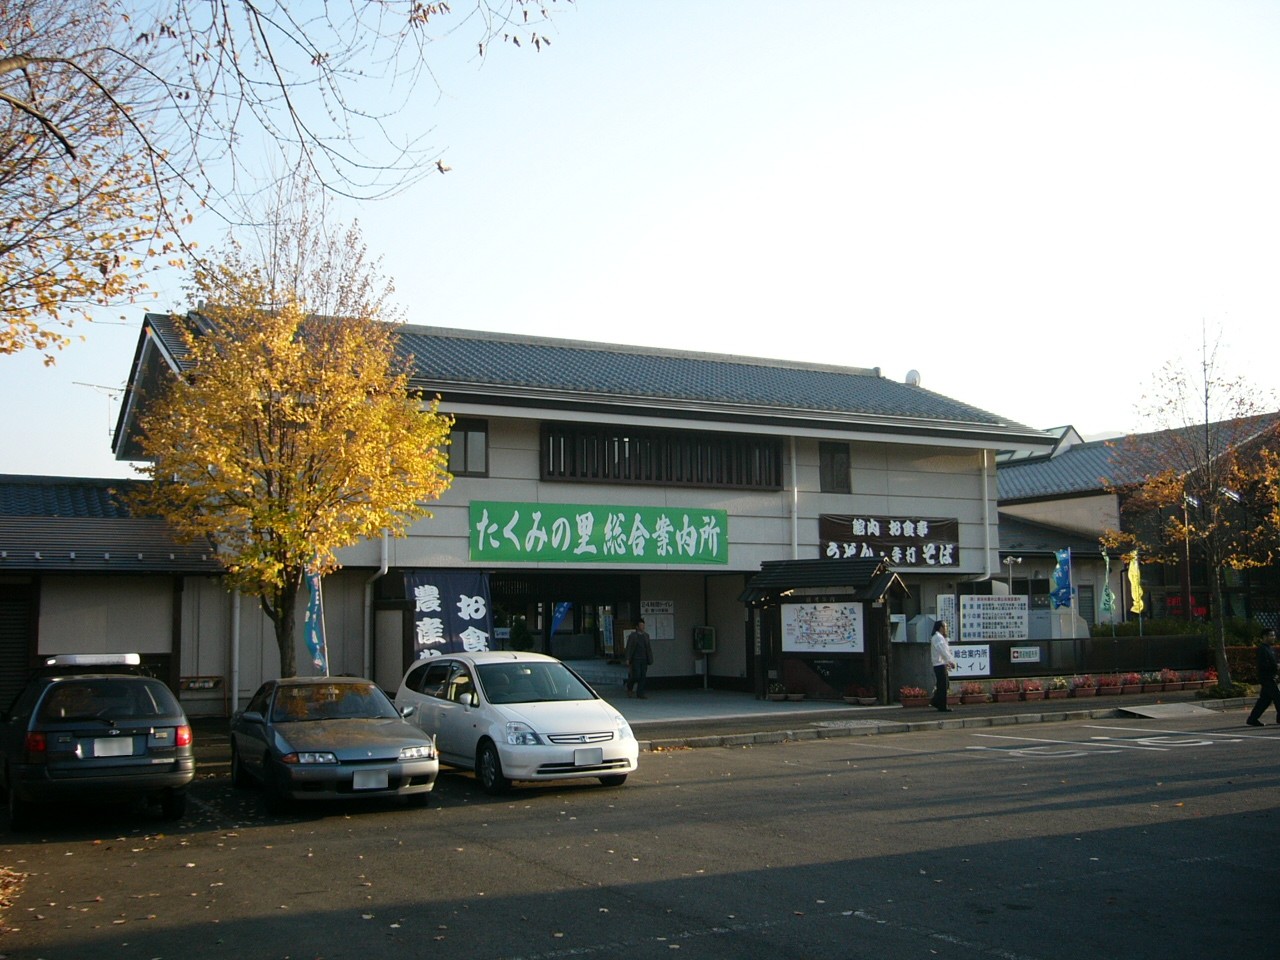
239, 709, 264, 724
458, 692, 475, 708
399, 704, 417, 718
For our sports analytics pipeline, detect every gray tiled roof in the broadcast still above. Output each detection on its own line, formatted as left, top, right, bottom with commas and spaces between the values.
0, 476, 220, 573
398, 325, 1037, 432
997, 413, 1280, 502
132, 314, 1052, 448
997, 440, 1124, 501
0, 475, 136, 518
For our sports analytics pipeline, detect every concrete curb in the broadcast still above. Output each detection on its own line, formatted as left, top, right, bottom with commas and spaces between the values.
637, 697, 1250, 752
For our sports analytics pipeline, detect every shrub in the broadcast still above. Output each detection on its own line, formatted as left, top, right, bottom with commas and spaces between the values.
899, 685, 928, 699
1020, 679, 1043, 692
1095, 673, 1121, 687
1121, 672, 1142, 686
991, 679, 1019, 694
1049, 676, 1070, 690
960, 681, 985, 696
1072, 674, 1096, 689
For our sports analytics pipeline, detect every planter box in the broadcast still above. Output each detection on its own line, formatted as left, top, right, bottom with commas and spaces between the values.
766, 693, 787, 701
1163, 682, 1185, 691
1121, 685, 1142, 695
1142, 683, 1164, 693
844, 696, 877, 706
900, 697, 929, 708
1071, 687, 1098, 697
1096, 685, 1122, 695
961, 694, 988, 704
993, 692, 1019, 703
1021, 690, 1045, 701
1046, 689, 1069, 699
786, 693, 805, 701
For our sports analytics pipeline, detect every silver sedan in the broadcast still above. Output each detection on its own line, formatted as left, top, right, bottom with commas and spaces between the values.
230, 677, 438, 814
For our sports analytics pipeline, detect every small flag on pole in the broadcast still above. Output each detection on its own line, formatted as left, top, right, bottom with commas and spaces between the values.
1100, 551, 1116, 615
1050, 548, 1073, 609
1128, 552, 1144, 615
304, 567, 329, 675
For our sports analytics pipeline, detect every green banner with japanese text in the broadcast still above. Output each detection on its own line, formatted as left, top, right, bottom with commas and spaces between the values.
469, 501, 729, 565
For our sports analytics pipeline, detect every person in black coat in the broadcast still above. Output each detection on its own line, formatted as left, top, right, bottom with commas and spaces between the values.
1247, 628, 1279, 726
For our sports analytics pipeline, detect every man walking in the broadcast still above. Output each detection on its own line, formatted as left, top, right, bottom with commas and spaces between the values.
1247, 627, 1279, 726
624, 619, 654, 699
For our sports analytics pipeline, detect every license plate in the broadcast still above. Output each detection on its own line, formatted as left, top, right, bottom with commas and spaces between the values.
93, 737, 134, 757
353, 769, 388, 790
574, 747, 603, 767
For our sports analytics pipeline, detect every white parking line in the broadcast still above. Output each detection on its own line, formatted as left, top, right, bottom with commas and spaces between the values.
971, 733, 1167, 751
1084, 723, 1249, 742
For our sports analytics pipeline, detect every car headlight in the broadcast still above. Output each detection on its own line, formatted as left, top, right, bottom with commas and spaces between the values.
505, 721, 544, 746
614, 715, 634, 741
282, 752, 338, 764
398, 744, 435, 761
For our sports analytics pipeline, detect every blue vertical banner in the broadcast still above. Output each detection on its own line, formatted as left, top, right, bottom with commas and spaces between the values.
304, 568, 329, 675
404, 571, 493, 658
550, 601, 574, 635
1050, 548, 1073, 609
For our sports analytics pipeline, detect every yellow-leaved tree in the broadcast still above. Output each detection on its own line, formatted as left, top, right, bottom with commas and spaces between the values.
130, 210, 452, 677
1102, 339, 1280, 688
3, 0, 559, 362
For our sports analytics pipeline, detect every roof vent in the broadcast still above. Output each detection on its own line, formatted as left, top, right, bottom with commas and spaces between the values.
905, 369, 922, 387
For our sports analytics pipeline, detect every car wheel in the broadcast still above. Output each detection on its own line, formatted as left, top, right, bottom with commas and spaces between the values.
230, 742, 250, 789
598, 774, 628, 787
160, 789, 187, 821
476, 741, 510, 795
263, 756, 291, 815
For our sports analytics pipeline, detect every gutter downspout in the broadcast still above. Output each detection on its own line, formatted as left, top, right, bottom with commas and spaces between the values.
230, 591, 241, 714
980, 449, 994, 581
790, 436, 799, 560
363, 531, 390, 680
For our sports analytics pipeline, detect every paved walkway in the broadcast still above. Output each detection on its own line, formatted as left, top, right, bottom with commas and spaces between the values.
597, 685, 1254, 749
191, 686, 1254, 766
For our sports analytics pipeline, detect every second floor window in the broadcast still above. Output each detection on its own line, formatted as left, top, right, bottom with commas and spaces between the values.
448, 419, 488, 477
542, 424, 782, 490
819, 441, 851, 493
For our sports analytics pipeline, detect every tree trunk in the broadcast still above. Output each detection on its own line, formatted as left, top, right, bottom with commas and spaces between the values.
1210, 570, 1233, 688
265, 571, 304, 678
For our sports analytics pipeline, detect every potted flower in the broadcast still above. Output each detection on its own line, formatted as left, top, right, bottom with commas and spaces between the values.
1047, 676, 1069, 699
767, 681, 787, 702
1120, 672, 1143, 694
1096, 673, 1122, 695
898, 685, 930, 708
1071, 675, 1097, 697
1159, 668, 1183, 691
960, 681, 987, 704
1020, 678, 1045, 701
1141, 671, 1164, 693
991, 678, 1020, 703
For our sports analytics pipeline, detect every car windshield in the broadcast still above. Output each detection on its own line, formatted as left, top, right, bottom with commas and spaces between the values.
37, 678, 180, 723
477, 662, 596, 704
270, 682, 399, 722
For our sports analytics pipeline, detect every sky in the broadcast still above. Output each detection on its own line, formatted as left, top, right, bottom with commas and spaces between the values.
4, 0, 1280, 479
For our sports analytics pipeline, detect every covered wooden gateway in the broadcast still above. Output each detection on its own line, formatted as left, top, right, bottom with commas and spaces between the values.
741, 557, 907, 703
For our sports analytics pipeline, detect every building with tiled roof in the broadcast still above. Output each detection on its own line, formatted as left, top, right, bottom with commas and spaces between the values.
996, 414, 1280, 629
97, 311, 1065, 707
0, 474, 222, 708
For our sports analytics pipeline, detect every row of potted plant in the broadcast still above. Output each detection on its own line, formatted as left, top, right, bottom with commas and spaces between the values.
898, 669, 1218, 705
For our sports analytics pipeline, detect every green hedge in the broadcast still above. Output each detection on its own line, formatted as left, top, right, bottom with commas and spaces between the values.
1091, 616, 1265, 643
